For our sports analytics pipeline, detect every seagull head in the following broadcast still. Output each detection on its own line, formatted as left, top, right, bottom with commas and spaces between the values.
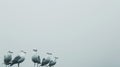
46, 52, 52, 55
24, 51, 27, 54
8, 50, 13, 54
33, 48, 38, 52
54, 57, 59, 59
21, 50, 27, 54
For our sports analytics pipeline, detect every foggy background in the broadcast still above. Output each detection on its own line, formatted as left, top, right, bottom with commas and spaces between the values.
0, 0, 120, 67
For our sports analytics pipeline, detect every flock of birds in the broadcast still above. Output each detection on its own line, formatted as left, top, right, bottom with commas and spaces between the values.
3, 48, 58, 67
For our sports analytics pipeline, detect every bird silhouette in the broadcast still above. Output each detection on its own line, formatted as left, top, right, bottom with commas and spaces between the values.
4, 51, 13, 67
10, 50, 26, 67
48, 57, 58, 67
32, 48, 41, 67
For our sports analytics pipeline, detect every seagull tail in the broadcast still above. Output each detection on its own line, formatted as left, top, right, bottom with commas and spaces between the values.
10, 63, 14, 66
40, 64, 44, 66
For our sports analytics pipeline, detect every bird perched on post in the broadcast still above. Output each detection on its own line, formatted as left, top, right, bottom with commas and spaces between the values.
32, 48, 41, 67
10, 50, 27, 67
40, 52, 52, 67
4, 51, 13, 67
48, 57, 58, 67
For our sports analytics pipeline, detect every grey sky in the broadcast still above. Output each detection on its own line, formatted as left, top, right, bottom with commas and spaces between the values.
0, 0, 120, 67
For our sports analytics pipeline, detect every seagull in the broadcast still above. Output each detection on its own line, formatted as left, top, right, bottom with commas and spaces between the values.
48, 57, 58, 67
32, 48, 41, 67
10, 50, 27, 67
40, 52, 52, 67
4, 51, 13, 67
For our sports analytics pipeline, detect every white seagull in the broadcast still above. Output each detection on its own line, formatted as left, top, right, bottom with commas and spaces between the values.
40, 52, 52, 67
4, 51, 13, 67
10, 50, 27, 67
48, 57, 58, 67
32, 48, 41, 67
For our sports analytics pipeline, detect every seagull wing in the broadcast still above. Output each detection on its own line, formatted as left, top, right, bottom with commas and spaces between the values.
49, 60, 56, 66
41, 58, 46, 66
18, 56, 25, 63
37, 55, 41, 64
10, 55, 21, 66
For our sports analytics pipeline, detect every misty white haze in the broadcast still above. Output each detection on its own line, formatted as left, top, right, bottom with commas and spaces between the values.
0, 0, 120, 67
